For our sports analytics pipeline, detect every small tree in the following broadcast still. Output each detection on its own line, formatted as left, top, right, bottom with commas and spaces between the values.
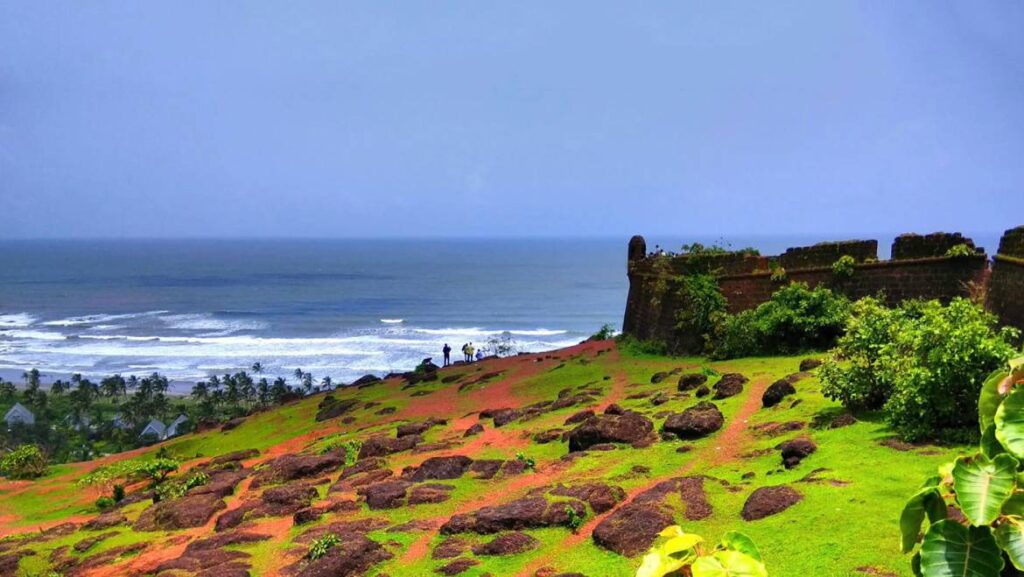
0, 445, 49, 480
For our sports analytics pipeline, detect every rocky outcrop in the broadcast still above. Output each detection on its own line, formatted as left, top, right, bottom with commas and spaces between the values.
662, 402, 724, 440
440, 497, 587, 534
712, 373, 747, 399
741, 486, 802, 521
592, 477, 710, 557
251, 450, 345, 487
401, 456, 473, 482
134, 493, 226, 531
566, 412, 654, 452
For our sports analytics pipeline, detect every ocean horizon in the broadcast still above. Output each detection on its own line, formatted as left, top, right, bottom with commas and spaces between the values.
0, 232, 1003, 393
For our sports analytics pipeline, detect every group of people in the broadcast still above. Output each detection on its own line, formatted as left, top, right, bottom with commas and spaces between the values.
441, 342, 483, 366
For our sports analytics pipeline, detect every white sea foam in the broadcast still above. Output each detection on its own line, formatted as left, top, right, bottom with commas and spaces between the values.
41, 310, 169, 327
411, 327, 567, 337
159, 313, 267, 333
380, 318, 404, 324
0, 313, 37, 328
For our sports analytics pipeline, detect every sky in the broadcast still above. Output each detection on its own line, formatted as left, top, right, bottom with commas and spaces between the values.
1, 2, 1023, 239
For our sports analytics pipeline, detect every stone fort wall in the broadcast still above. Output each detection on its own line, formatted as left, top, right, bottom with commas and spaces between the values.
622, 227, 1023, 351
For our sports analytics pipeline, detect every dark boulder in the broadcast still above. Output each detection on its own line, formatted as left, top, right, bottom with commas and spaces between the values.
402, 456, 473, 482
437, 558, 479, 575
662, 402, 724, 440
677, 373, 708, 391
695, 385, 710, 398
351, 374, 382, 387
713, 373, 747, 400
463, 423, 485, 437
547, 483, 625, 513
650, 372, 669, 384
83, 511, 128, 530
799, 358, 823, 372
603, 403, 625, 415
315, 395, 360, 421
290, 533, 391, 577
359, 434, 422, 459
564, 410, 595, 425
592, 503, 673, 557
432, 537, 470, 559
358, 480, 413, 510
134, 493, 226, 531
440, 497, 586, 534
472, 532, 540, 556
566, 412, 654, 452
762, 379, 797, 408
409, 483, 455, 505
778, 438, 817, 469
251, 451, 345, 487
741, 486, 803, 521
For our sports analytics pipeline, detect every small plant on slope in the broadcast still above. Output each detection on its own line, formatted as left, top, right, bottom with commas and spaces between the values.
565, 505, 585, 533
900, 356, 1024, 576
636, 525, 767, 577
307, 533, 340, 560
515, 452, 536, 471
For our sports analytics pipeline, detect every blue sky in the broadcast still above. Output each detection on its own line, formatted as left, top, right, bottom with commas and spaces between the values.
1, 2, 1022, 238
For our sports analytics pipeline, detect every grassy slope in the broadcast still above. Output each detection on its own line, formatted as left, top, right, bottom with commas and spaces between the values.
0, 342, 963, 577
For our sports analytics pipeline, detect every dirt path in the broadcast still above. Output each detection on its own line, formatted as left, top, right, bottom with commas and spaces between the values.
514, 377, 771, 577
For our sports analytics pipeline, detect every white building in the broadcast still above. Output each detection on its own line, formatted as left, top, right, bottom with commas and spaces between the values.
4, 403, 35, 428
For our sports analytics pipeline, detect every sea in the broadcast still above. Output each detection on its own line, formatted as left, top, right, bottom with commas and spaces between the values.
0, 234, 1002, 393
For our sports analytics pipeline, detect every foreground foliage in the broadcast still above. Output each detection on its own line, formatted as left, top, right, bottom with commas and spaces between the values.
636, 526, 767, 577
900, 356, 1024, 576
822, 297, 1019, 442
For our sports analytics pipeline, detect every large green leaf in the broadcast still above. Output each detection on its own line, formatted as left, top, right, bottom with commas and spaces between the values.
691, 551, 767, 577
996, 520, 1024, 571
1004, 492, 1024, 516
952, 454, 1018, 526
996, 388, 1024, 460
920, 521, 1004, 577
720, 531, 763, 564
980, 367, 1009, 433
981, 424, 1007, 459
900, 487, 947, 553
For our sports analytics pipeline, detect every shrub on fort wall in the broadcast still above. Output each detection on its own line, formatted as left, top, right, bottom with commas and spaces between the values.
674, 273, 727, 339
707, 282, 851, 359
821, 297, 1020, 443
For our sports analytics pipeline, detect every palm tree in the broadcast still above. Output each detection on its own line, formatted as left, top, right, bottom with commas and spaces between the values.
320, 376, 333, 391
251, 362, 264, 375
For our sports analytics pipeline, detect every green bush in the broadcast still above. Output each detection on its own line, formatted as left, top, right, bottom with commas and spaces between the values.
821, 297, 1020, 442
0, 444, 48, 480
831, 255, 856, 278
590, 323, 617, 341
707, 283, 851, 359
945, 243, 976, 257
616, 335, 668, 357
674, 273, 727, 338
95, 496, 116, 511
899, 356, 1024, 575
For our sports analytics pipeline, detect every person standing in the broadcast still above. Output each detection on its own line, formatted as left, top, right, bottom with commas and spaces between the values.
442, 343, 452, 367
461, 343, 469, 363
466, 342, 475, 363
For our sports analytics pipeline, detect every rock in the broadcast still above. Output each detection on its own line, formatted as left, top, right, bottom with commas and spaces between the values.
440, 497, 586, 534
650, 372, 669, 384
359, 480, 413, 510
695, 385, 710, 398
487, 408, 522, 427
188, 469, 248, 498
592, 503, 673, 557
662, 402, 724, 440
677, 373, 708, 391
262, 483, 318, 507
469, 460, 504, 480
546, 483, 625, 513
359, 435, 422, 459
315, 395, 360, 421
210, 449, 260, 467
741, 486, 803, 521
762, 379, 797, 408
592, 476, 710, 556
433, 537, 470, 559
352, 374, 382, 387
799, 358, 823, 372
603, 404, 625, 415
134, 493, 226, 531
402, 456, 473, 482
397, 418, 447, 438
564, 410, 595, 425
436, 558, 479, 575
713, 373, 747, 399
566, 412, 654, 452
73, 531, 118, 553
83, 511, 128, 530
291, 533, 392, 577
830, 413, 857, 428
778, 438, 817, 469
464, 423, 485, 437
251, 451, 346, 487
533, 429, 564, 444
472, 532, 540, 556
409, 484, 455, 505
221, 417, 246, 431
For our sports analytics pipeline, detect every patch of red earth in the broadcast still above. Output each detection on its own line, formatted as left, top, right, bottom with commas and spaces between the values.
514, 376, 773, 577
